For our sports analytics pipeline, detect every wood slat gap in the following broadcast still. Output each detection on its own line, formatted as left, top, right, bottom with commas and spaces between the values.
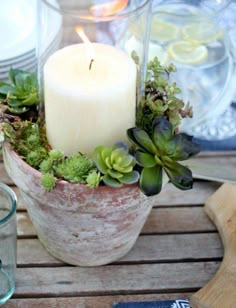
17, 235, 38, 240
17, 263, 67, 268
153, 204, 204, 209
16, 209, 28, 213
7, 292, 194, 300
140, 230, 219, 236
152, 204, 204, 209
110, 257, 223, 266
17, 258, 221, 268
11, 288, 198, 299
16, 257, 222, 269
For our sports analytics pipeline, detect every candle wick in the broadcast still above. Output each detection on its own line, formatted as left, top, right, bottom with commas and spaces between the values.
89, 59, 94, 70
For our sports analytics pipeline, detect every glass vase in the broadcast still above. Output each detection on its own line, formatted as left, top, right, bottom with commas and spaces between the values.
36, 0, 151, 157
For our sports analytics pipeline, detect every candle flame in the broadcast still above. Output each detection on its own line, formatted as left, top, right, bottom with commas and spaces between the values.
75, 26, 95, 70
75, 26, 91, 44
89, 0, 128, 17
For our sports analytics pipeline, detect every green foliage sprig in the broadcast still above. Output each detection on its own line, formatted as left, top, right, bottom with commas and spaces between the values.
136, 57, 192, 135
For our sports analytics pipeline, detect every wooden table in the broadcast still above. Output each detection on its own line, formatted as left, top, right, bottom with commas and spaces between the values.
1, 151, 234, 308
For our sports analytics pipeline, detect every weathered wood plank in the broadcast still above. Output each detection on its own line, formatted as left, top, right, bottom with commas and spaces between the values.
143, 207, 216, 233
5, 293, 193, 308
17, 206, 216, 238
17, 212, 35, 237
17, 234, 223, 266
198, 151, 236, 157
14, 262, 220, 296
153, 181, 220, 207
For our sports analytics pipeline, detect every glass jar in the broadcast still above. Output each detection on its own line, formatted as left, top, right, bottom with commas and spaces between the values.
150, 0, 235, 135
36, 0, 151, 157
0, 183, 17, 305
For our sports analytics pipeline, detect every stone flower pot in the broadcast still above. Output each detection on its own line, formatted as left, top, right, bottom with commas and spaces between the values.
3, 142, 167, 266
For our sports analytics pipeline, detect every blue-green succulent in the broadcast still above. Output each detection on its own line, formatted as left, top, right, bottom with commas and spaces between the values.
93, 143, 139, 188
127, 116, 200, 196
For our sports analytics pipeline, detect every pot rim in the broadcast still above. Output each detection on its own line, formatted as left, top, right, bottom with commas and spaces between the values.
3, 141, 139, 193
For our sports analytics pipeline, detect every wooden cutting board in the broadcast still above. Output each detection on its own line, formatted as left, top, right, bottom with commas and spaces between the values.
190, 183, 236, 308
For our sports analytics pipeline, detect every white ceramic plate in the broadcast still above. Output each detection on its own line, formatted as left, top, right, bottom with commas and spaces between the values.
0, 58, 37, 74
0, 31, 61, 71
0, 0, 35, 60
0, 0, 62, 61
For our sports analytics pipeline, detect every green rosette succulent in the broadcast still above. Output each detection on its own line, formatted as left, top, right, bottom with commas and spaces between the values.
0, 68, 39, 114
127, 116, 200, 196
93, 143, 139, 188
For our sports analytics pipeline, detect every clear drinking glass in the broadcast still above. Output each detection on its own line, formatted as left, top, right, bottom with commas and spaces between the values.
36, 0, 151, 156
150, 0, 235, 138
0, 183, 17, 305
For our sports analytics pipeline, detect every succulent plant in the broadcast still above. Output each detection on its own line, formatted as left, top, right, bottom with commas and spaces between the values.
2, 120, 49, 165
136, 57, 192, 135
127, 116, 200, 196
39, 149, 64, 174
26, 148, 48, 168
86, 170, 102, 188
54, 153, 96, 184
0, 68, 39, 114
93, 142, 139, 188
41, 173, 56, 191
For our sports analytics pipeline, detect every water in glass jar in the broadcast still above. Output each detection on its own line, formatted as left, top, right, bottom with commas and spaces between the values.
149, 3, 234, 129
0, 264, 14, 304
0, 205, 16, 305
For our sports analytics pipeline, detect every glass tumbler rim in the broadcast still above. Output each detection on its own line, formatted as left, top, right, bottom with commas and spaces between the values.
0, 182, 17, 226
40, 0, 151, 22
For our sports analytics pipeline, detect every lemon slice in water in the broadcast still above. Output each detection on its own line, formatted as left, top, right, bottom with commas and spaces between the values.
167, 40, 208, 65
148, 44, 169, 65
182, 22, 223, 44
151, 17, 179, 42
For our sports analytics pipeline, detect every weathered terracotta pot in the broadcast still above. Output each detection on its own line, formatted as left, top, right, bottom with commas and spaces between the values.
3, 142, 164, 266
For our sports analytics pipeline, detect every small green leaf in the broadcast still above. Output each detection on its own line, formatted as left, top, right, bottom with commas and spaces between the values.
105, 156, 112, 169
22, 92, 38, 106
170, 134, 201, 161
103, 174, 122, 188
113, 155, 134, 169
94, 152, 107, 174
119, 170, 140, 184
101, 147, 113, 161
139, 165, 163, 196
135, 151, 156, 168
164, 161, 193, 190
152, 117, 173, 151
9, 68, 22, 85
0, 84, 15, 96
15, 73, 25, 89
127, 127, 156, 154
108, 169, 123, 179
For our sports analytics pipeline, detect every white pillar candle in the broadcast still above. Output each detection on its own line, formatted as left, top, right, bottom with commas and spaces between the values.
44, 43, 137, 156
